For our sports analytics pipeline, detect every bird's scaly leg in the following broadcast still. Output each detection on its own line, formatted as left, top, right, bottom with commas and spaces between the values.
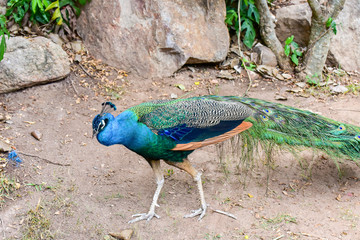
165, 159, 237, 221
128, 160, 163, 223
165, 159, 207, 220
184, 171, 208, 219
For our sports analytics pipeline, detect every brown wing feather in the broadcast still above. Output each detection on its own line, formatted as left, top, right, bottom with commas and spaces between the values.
171, 121, 253, 151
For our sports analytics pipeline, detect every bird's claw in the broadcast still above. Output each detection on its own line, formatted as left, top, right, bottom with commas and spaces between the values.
128, 212, 160, 224
184, 205, 207, 221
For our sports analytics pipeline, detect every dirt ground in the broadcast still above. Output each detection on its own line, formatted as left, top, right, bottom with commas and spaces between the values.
1, 65, 360, 240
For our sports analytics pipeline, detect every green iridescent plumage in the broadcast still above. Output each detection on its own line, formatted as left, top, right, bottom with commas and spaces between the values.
236, 97, 360, 162
129, 95, 360, 162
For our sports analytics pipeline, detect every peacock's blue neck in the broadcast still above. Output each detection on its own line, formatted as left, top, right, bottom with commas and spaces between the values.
96, 110, 155, 152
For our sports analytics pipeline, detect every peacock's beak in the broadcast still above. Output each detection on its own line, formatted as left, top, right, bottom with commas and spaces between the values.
92, 129, 98, 139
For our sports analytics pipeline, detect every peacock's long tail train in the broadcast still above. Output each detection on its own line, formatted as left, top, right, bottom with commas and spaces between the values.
207, 96, 360, 162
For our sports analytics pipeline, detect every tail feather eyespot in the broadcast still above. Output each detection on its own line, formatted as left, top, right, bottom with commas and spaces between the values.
338, 125, 346, 131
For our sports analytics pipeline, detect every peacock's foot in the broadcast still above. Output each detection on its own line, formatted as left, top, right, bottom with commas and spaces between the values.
184, 205, 207, 220
128, 212, 160, 224
184, 205, 237, 221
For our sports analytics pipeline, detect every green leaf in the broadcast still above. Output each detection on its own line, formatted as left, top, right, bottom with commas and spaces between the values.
241, 18, 256, 48
56, 16, 63, 25
14, 6, 26, 24
291, 54, 299, 65
0, 15, 7, 28
331, 21, 337, 35
284, 44, 290, 56
290, 41, 299, 49
42, 0, 51, 8
225, 9, 237, 26
285, 35, 294, 45
71, 5, 81, 16
78, 0, 87, 5
246, 63, 256, 71
247, 3, 260, 24
175, 84, 186, 91
0, 34, 6, 61
294, 49, 302, 57
326, 17, 333, 28
51, 7, 61, 21
37, 0, 45, 12
45, 0, 59, 11
59, 0, 73, 7
32, 0, 38, 13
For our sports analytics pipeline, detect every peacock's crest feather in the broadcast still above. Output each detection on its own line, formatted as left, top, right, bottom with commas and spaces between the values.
92, 102, 117, 138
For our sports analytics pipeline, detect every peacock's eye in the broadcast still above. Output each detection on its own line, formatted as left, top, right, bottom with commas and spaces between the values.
99, 120, 106, 130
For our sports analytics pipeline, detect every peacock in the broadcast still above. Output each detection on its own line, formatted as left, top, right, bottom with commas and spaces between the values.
92, 95, 360, 223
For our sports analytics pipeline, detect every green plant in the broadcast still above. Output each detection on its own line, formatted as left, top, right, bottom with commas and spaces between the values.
0, 0, 90, 62
347, 83, 360, 94
225, 0, 260, 49
306, 73, 321, 86
0, 15, 9, 61
284, 35, 302, 66
241, 57, 256, 71
261, 214, 297, 230
0, 171, 21, 206
326, 17, 337, 34
45, 0, 88, 25
205, 233, 222, 240
23, 204, 54, 239
6, 0, 49, 25
164, 168, 174, 177
26, 182, 54, 191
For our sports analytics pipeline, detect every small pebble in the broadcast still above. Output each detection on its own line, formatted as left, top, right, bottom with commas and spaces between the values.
275, 95, 288, 101
295, 82, 306, 88
109, 229, 134, 240
330, 85, 348, 94
31, 130, 42, 141
0, 140, 12, 153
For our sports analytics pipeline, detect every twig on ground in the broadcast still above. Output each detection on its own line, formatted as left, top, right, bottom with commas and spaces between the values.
334, 109, 360, 112
211, 208, 237, 220
18, 151, 70, 166
76, 61, 94, 80
69, 78, 80, 97
273, 235, 284, 240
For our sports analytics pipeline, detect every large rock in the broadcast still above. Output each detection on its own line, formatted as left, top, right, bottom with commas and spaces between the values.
275, 3, 311, 47
328, 0, 360, 72
77, 0, 229, 78
0, 36, 70, 94
253, 43, 277, 67
0, 0, 6, 15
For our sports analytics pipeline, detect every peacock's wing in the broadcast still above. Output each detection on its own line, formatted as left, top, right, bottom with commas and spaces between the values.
132, 97, 253, 145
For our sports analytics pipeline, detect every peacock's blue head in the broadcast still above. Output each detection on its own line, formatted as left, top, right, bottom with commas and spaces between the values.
92, 102, 117, 138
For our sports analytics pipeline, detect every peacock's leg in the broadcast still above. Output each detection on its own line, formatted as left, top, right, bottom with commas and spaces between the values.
165, 159, 207, 220
184, 171, 208, 219
165, 159, 237, 221
128, 160, 164, 223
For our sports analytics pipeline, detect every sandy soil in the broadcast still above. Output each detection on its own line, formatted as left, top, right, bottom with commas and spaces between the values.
1, 66, 360, 240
